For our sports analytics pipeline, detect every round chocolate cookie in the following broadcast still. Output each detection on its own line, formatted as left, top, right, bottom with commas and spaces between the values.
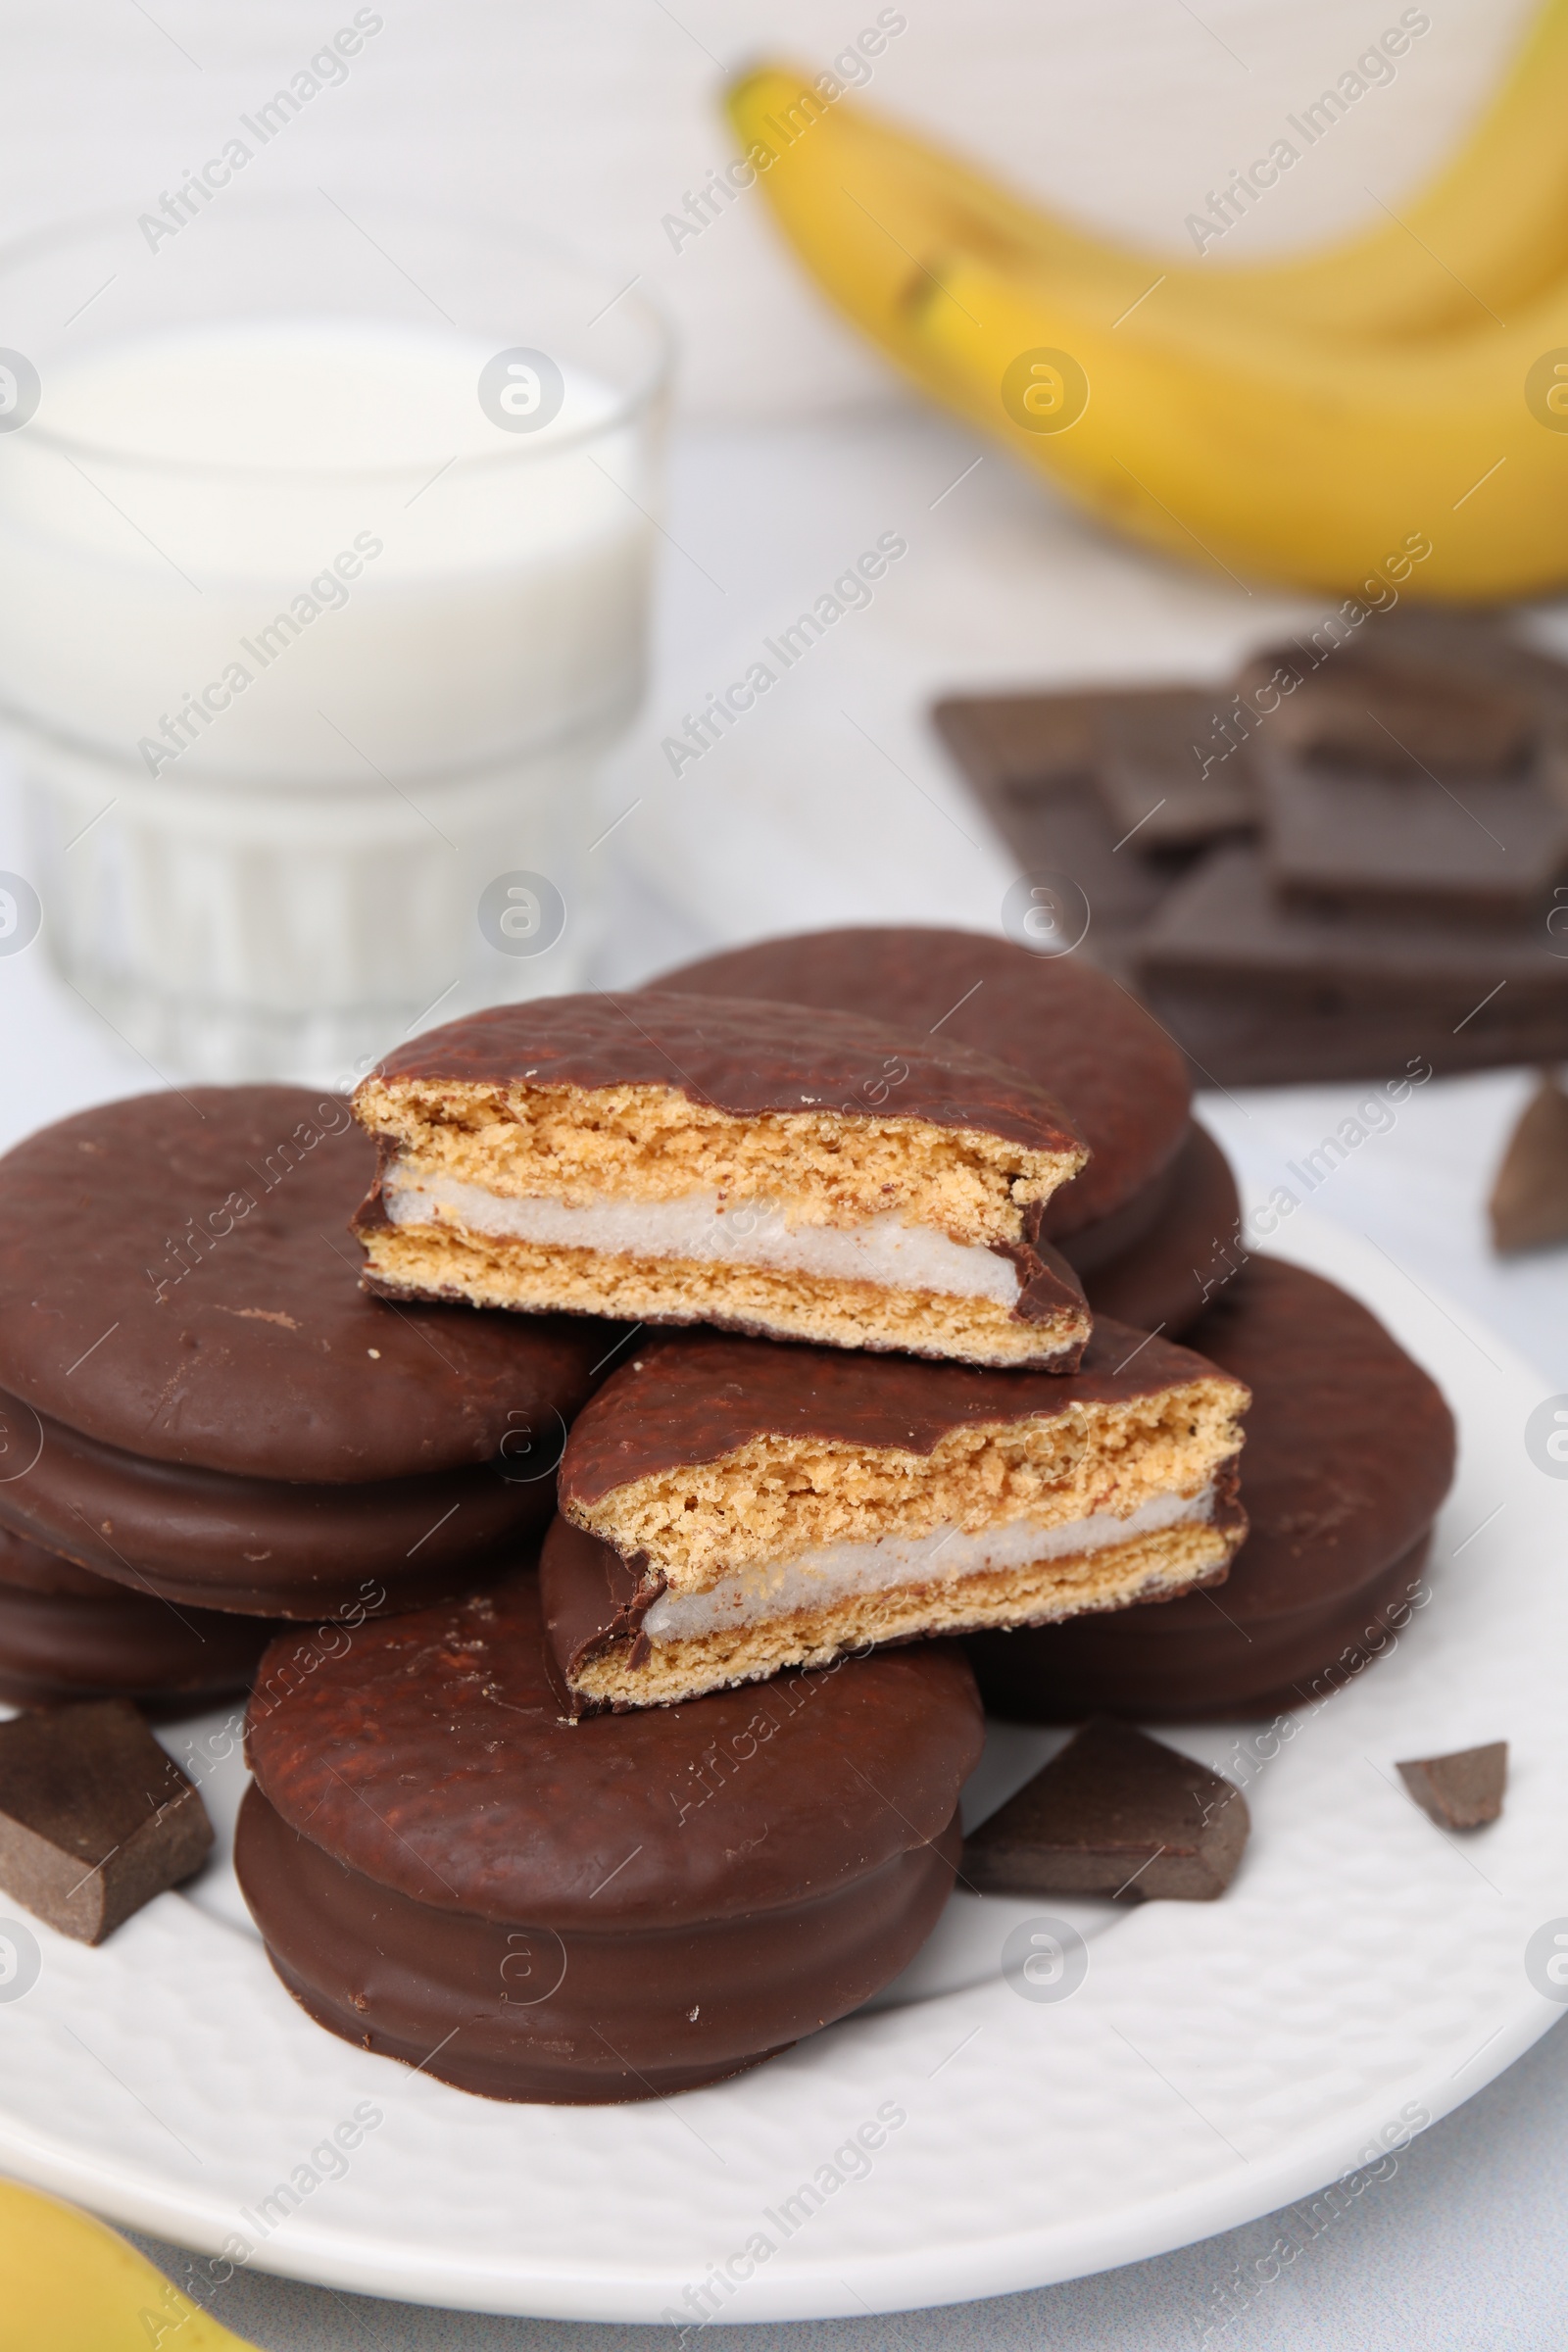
0, 1089, 605, 1615
1082, 1124, 1242, 1339
238, 1572, 983, 2102
967, 1256, 1455, 1720
653, 926, 1192, 1247
0, 1520, 273, 1709
0, 1387, 539, 1618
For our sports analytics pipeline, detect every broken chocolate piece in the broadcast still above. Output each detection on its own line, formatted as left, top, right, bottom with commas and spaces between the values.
1489, 1077, 1568, 1253
930, 688, 1103, 799
1095, 689, 1256, 851
930, 689, 1231, 988
963, 1717, 1249, 1900
1134, 842, 1568, 1085
1396, 1741, 1507, 1830
1236, 643, 1535, 778
1255, 738, 1568, 925
0, 1699, 213, 1941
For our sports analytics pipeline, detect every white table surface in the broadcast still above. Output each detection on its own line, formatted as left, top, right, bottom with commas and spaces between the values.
5, 3, 1568, 2338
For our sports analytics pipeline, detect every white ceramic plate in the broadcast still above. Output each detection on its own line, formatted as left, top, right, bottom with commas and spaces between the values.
1, 1211, 1564, 2324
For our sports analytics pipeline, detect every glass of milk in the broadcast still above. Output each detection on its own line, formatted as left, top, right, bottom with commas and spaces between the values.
0, 194, 668, 1079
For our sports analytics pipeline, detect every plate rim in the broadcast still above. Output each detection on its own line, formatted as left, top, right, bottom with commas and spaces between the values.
0, 1208, 1562, 2322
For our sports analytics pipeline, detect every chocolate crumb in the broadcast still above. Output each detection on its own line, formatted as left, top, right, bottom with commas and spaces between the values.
1396, 1741, 1507, 1830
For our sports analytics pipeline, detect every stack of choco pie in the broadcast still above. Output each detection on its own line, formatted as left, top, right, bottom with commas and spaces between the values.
0, 934, 1455, 2105
0, 1089, 602, 1706
239, 932, 1450, 2104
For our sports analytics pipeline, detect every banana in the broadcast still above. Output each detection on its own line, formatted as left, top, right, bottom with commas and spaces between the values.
900, 249, 1568, 599
726, 40, 1568, 598
0, 2178, 260, 2351
727, 7, 1568, 352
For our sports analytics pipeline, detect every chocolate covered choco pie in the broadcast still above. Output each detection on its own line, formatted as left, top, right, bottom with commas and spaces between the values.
350, 993, 1093, 1370
0, 1089, 604, 1618
544, 1320, 1249, 1711
237, 1571, 983, 2103
0, 1520, 274, 1709
967, 1257, 1456, 1720
655, 926, 1239, 1336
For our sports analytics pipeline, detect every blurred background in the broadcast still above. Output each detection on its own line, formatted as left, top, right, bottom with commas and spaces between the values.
0, 0, 1544, 992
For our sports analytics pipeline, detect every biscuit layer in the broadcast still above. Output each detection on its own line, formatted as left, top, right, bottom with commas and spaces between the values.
355, 1078, 1082, 1248
351, 993, 1092, 1366
357, 1227, 1089, 1368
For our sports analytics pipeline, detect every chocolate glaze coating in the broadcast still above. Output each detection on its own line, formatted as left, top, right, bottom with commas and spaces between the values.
236, 1785, 961, 2103
967, 1257, 1455, 1720
543, 1516, 663, 1693
0, 1385, 553, 1619
970, 1533, 1433, 1723
1083, 1126, 1243, 1339
246, 1572, 984, 1933
0, 1520, 273, 1707
363, 990, 1085, 1163
652, 927, 1190, 1237
0, 1088, 604, 1482
560, 1314, 1243, 1518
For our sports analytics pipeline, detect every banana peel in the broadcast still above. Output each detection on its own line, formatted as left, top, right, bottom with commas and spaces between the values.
0, 2180, 260, 2352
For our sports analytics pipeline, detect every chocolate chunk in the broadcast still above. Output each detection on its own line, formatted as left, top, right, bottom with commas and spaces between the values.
933, 684, 1256, 854
930, 688, 1103, 797
1095, 689, 1257, 850
1396, 1741, 1507, 1830
933, 627, 1568, 1089
930, 695, 1202, 985
1135, 842, 1568, 1085
1237, 643, 1534, 777
963, 1718, 1249, 1900
1255, 738, 1568, 924
1489, 1077, 1568, 1253
1356, 610, 1568, 732
0, 1699, 213, 1940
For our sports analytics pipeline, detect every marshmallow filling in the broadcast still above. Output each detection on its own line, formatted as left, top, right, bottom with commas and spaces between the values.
643, 1486, 1216, 1642
379, 1169, 1024, 1306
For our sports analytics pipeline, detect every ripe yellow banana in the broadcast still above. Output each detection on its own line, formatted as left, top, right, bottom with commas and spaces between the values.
728, 4, 1568, 352
0, 2178, 260, 2352
903, 249, 1568, 600
726, 39, 1568, 598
